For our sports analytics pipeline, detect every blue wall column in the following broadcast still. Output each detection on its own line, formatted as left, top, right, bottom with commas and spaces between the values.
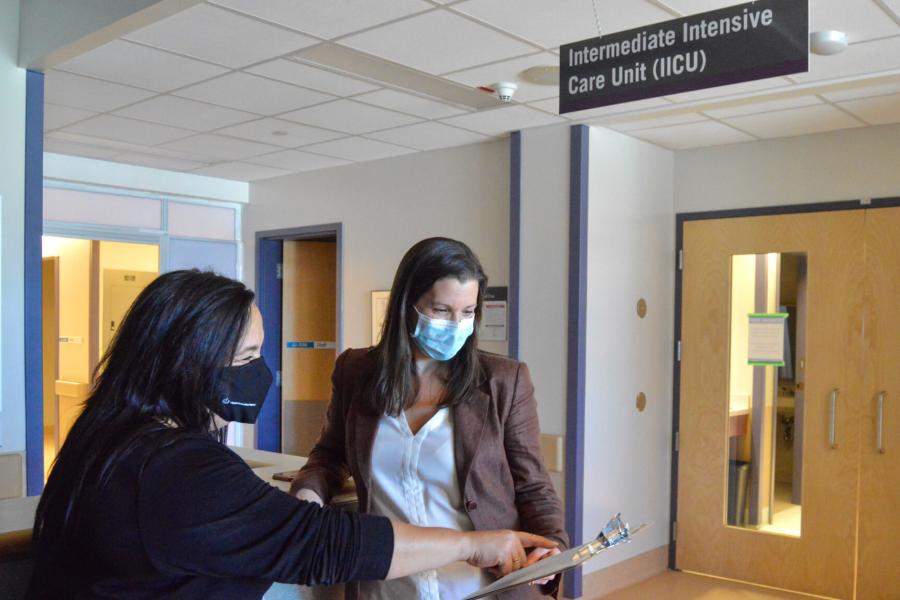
564, 124, 589, 598
24, 70, 45, 496
508, 130, 521, 360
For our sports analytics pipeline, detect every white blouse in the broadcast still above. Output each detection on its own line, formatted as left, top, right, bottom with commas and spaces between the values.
360, 407, 491, 600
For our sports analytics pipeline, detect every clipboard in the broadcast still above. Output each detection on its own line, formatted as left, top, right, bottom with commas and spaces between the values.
463, 513, 649, 600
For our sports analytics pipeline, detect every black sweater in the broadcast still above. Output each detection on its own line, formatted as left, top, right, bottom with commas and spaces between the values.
28, 432, 394, 599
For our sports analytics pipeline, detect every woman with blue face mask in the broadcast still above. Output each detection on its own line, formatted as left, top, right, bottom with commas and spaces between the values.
291, 238, 568, 600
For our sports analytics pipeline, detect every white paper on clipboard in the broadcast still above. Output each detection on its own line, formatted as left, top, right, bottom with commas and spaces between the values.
463, 515, 649, 600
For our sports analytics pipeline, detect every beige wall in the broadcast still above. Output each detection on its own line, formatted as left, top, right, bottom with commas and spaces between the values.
244, 141, 510, 356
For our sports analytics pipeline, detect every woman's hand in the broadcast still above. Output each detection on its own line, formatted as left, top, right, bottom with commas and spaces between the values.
293, 488, 324, 506
523, 546, 561, 586
465, 530, 558, 577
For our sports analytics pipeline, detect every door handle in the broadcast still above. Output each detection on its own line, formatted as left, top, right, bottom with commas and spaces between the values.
830, 389, 838, 449
877, 391, 886, 454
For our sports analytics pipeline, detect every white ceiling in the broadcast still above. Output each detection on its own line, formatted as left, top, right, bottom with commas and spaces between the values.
43, 0, 900, 181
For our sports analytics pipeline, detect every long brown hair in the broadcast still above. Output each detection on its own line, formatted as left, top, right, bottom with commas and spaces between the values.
370, 238, 486, 416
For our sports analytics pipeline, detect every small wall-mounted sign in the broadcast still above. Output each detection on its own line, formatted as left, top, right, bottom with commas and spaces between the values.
559, 0, 808, 113
58, 336, 83, 344
480, 286, 508, 342
286, 341, 336, 350
748, 313, 788, 366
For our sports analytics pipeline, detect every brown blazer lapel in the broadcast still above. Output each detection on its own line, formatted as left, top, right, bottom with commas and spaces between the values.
351, 393, 380, 511
452, 387, 490, 494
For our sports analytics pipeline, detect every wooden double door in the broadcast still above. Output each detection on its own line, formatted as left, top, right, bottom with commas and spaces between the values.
675, 206, 899, 599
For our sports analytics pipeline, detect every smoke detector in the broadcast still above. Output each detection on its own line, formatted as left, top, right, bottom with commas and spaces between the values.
494, 81, 518, 102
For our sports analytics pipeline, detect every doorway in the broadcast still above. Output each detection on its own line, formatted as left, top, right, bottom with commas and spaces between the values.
671, 201, 900, 599
40, 236, 159, 479
255, 225, 342, 455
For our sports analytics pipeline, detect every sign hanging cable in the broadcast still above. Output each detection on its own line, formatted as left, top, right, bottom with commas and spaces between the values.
591, 0, 603, 37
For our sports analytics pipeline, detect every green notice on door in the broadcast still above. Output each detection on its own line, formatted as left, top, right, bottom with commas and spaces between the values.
747, 312, 788, 366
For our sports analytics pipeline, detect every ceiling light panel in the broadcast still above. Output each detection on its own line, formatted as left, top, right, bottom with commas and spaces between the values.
248, 149, 352, 171
352, 89, 466, 119
124, 4, 317, 68
247, 59, 379, 96
192, 161, 295, 181
113, 96, 257, 132
44, 70, 156, 112
63, 114, 194, 146
443, 52, 560, 102
603, 112, 709, 132
44, 104, 97, 131
214, 118, 345, 148
542, 96, 671, 119
809, 0, 900, 43
302, 137, 417, 162
174, 72, 334, 115
280, 99, 423, 134
821, 79, 900, 102
440, 104, 564, 135
837, 92, 900, 125
159, 133, 282, 161
721, 104, 864, 138
629, 120, 755, 150
789, 36, 900, 83
453, 0, 673, 49
366, 121, 489, 150
56, 40, 228, 92
209, 0, 432, 39
703, 95, 824, 119
663, 77, 792, 103
339, 10, 536, 75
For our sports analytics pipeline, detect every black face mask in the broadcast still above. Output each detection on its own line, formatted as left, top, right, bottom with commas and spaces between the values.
212, 356, 273, 424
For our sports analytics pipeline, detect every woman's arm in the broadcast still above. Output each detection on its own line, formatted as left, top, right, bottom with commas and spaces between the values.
388, 522, 557, 580
290, 351, 352, 502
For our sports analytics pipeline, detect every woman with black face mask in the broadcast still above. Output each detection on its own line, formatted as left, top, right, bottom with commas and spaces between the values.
28, 269, 555, 600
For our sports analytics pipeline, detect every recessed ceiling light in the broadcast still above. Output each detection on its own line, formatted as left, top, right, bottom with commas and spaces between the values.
520, 65, 560, 86
810, 31, 848, 56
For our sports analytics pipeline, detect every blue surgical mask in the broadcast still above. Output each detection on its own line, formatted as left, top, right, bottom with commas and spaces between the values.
412, 309, 475, 361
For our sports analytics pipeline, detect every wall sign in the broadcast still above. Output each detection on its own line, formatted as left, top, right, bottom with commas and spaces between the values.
286, 341, 336, 350
480, 286, 508, 342
747, 313, 788, 366
559, 0, 808, 113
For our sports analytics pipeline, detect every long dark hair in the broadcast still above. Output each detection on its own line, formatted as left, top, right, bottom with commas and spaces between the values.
371, 238, 486, 416
33, 269, 255, 546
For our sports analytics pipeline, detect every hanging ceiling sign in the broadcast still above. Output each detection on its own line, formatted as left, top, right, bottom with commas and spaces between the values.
559, 0, 808, 114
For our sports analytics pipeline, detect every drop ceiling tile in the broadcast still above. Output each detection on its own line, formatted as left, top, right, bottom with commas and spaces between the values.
56, 40, 228, 92
113, 96, 257, 132
453, 0, 674, 48
280, 99, 422, 134
547, 97, 672, 120
247, 59, 379, 96
159, 133, 282, 161
248, 149, 352, 171
440, 104, 565, 135
628, 120, 755, 150
603, 112, 709, 132
821, 79, 900, 102
209, 0, 432, 39
722, 104, 864, 138
651, 1, 740, 16
192, 161, 295, 181
704, 95, 823, 119
809, 0, 900, 43
882, 0, 900, 18
175, 72, 334, 115
366, 121, 489, 150
125, 4, 317, 69
443, 52, 560, 102
789, 37, 900, 83
352, 89, 466, 119
47, 131, 217, 162
111, 152, 209, 171
302, 137, 417, 161
44, 70, 157, 112
837, 92, 900, 125
44, 104, 97, 130
214, 118, 345, 147
43, 138, 122, 160
340, 11, 537, 75
62, 114, 194, 146
664, 77, 793, 103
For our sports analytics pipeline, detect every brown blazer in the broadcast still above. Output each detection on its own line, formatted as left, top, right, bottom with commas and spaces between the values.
292, 347, 568, 599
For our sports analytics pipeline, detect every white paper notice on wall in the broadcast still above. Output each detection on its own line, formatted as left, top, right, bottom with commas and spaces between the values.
747, 313, 787, 366
480, 301, 508, 341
